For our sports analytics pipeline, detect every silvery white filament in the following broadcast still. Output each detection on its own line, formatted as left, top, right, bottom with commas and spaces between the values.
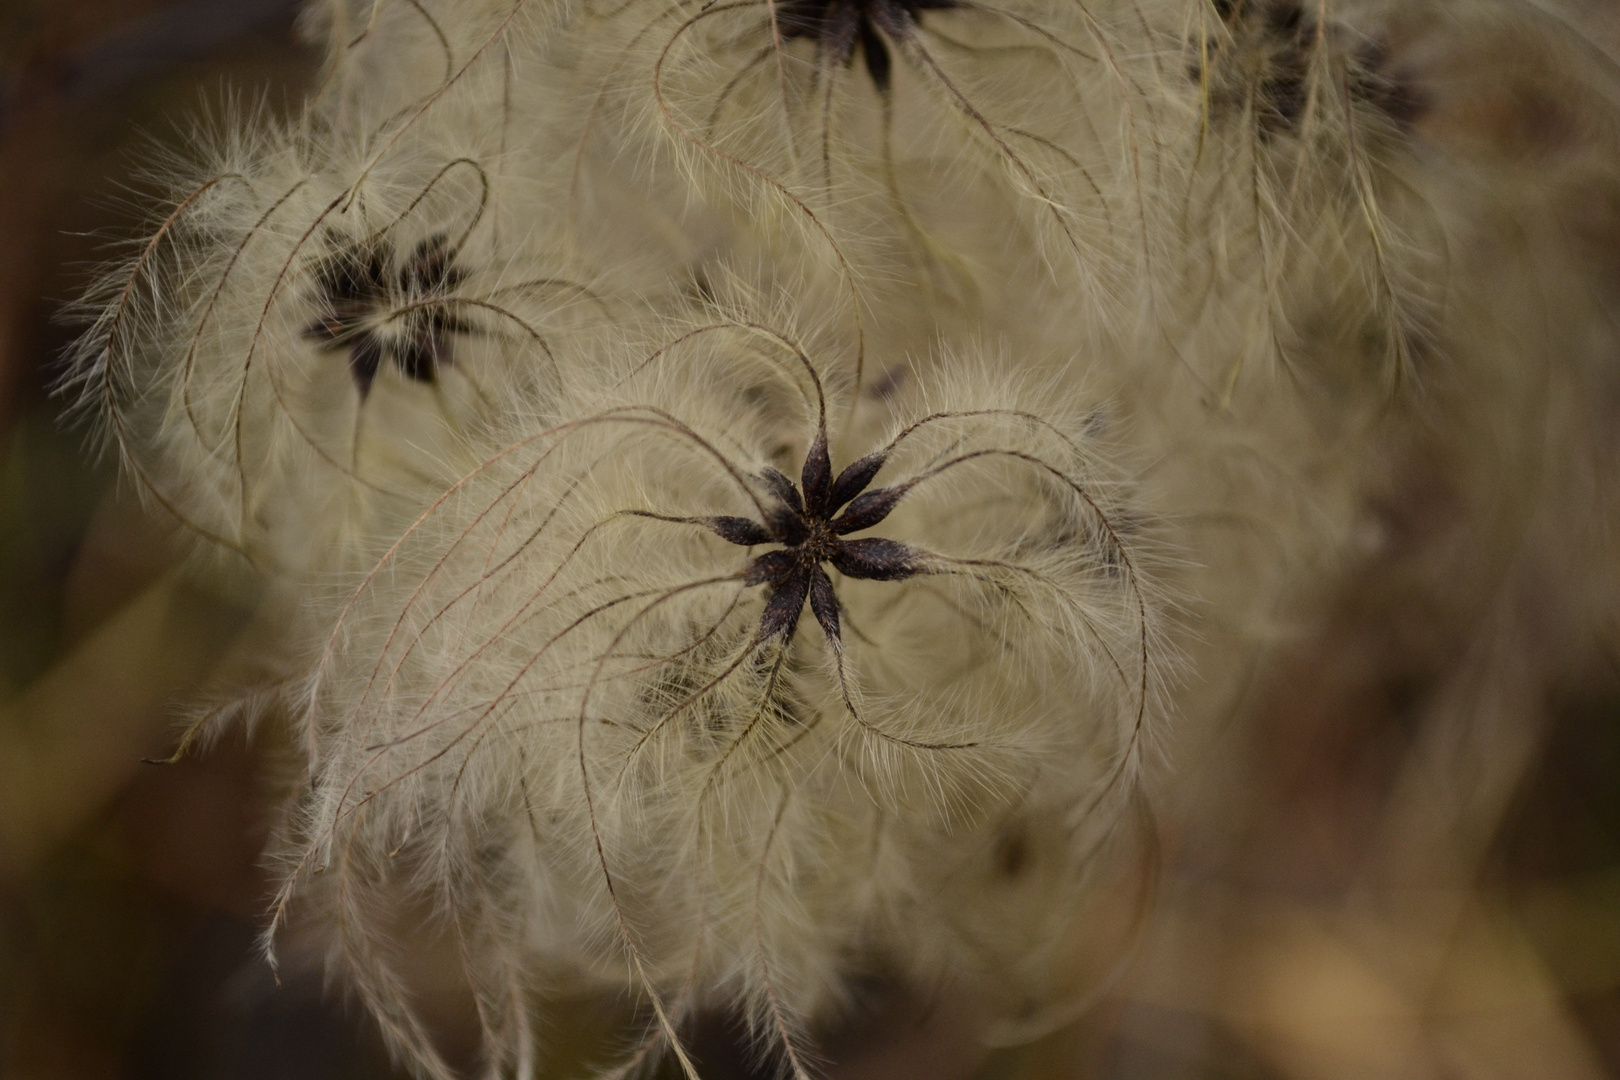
285, 0, 1444, 372
538, 0, 1167, 330
77, 2, 1620, 1079
295, 0, 743, 302
67, 90, 625, 579
298, 0, 562, 130
269, 316, 1165, 1078
1164, 0, 1438, 389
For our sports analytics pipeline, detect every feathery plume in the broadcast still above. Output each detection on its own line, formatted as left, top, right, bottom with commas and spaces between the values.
269, 314, 1165, 1077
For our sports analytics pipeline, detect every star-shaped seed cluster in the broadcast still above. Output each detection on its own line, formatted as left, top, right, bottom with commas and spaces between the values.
777, 0, 957, 92
302, 232, 474, 398
705, 431, 922, 647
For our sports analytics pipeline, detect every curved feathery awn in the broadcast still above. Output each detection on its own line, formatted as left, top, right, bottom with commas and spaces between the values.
547, 0, 1439, 394
1166, 0, 1438, 392
553, 0, 1176, 328
64, 1, 1489, 1077
268, 319, 1164, 1078
66, 110, 608, 574
65, 0, 628, 575
280, 0, 1440, 395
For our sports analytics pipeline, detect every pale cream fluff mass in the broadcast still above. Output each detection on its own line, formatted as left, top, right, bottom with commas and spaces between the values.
70, 1, 1620, 1078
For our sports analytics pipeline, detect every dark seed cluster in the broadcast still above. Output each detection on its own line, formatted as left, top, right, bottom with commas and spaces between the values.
706, 431, 921, 647
1348, 40, 1427, 129
303, 232, 475, 398
777, 0, 957, 92
1197, 0, 1425, 137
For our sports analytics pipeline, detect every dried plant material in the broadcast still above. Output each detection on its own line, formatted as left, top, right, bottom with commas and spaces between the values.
66, 103, 614, 578
61, 0, 1620, 1077
265, 318, 1164, 1077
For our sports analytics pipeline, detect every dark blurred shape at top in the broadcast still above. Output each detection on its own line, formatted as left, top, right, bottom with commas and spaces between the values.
1, 0, 302, 128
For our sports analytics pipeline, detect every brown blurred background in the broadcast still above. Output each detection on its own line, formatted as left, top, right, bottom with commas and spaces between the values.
0, 2, 402, 1076
2, 3, 1619, 1079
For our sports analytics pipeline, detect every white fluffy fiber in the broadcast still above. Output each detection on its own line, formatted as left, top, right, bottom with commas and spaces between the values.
270, 310, 1164, 1077
70, 0, 1620, 1076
